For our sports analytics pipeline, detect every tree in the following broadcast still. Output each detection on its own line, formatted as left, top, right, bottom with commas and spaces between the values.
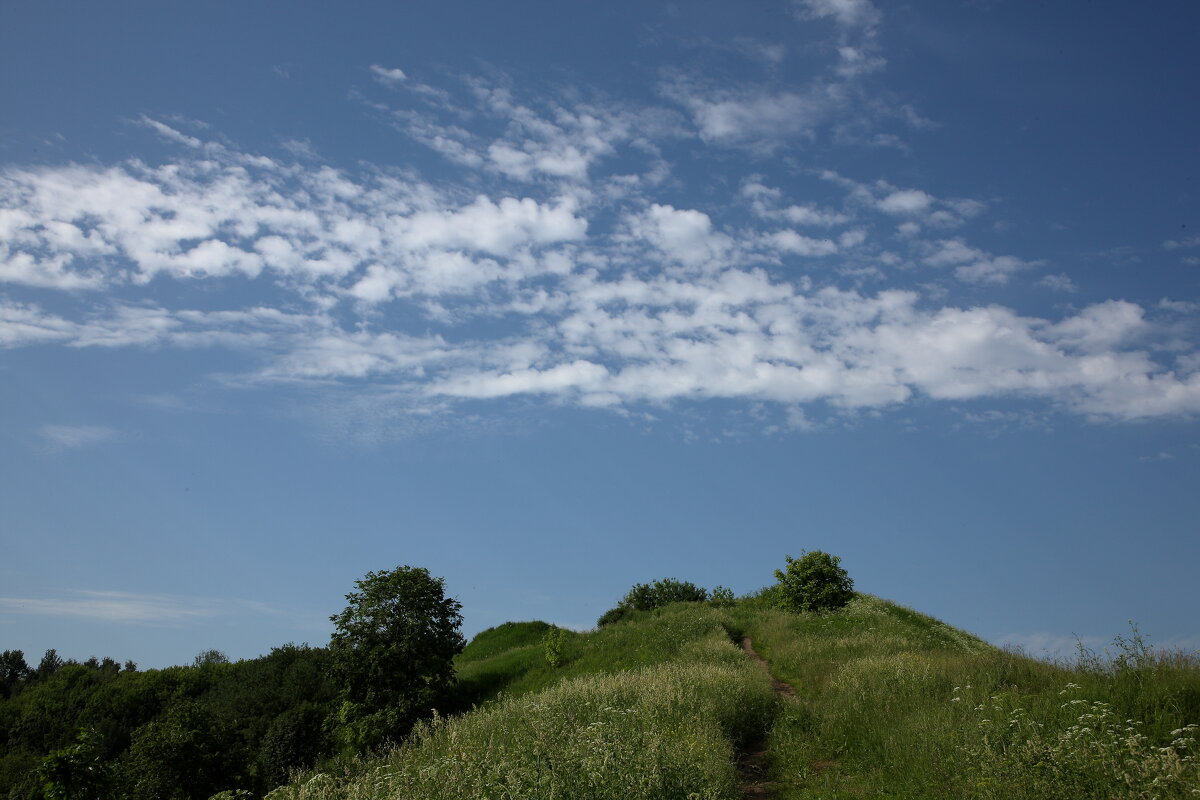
773, 551, 854, 612
122, 703, 235, 800
328, 566, 464, 749
256, 703, 326, 787
0, 650, 30, 697
36, 728, 113, 800
36, 648, 64, 680
192, 649, 230, 668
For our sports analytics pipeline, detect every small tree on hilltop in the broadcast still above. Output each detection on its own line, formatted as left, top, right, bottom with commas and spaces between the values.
774, 551, 854, 613
597, 578, 709, 626
329, 565, 464, 751
622, 578, 708, 611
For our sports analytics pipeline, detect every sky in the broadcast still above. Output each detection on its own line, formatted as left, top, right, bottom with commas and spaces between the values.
1, 0, 1198, 669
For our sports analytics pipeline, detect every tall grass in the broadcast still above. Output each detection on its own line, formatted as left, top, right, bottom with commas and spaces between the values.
736, 597, 1200, 799
270, 606, 778, 800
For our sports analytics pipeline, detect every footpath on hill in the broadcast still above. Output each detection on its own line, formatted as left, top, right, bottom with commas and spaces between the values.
739, 637, 795, 799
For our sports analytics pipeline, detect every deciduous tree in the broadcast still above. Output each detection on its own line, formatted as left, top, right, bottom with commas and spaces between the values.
328, 566, 464, 749
773, 550, 854, 612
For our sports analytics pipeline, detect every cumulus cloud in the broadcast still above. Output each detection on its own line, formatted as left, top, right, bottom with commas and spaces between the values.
878, 189, 934, 215
920, 238, 1039, 285
2, 78, 1199, 427
625, 204, 732, 269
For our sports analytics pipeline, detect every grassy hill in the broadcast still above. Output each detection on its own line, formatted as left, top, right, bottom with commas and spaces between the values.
268, 596, 1200, 800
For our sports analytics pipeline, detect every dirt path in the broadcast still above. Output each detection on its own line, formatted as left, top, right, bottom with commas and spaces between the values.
738, 637, 795, 798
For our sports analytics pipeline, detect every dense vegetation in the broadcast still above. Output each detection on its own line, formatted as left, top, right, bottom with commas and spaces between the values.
0, 644, 337, 799
2, 553, 1198, 799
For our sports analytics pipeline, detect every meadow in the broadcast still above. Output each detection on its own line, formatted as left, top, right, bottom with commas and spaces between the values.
270, 596, 1200, 800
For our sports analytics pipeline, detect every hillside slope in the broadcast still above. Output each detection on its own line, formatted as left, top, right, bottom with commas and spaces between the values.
271, 596, 1199, 800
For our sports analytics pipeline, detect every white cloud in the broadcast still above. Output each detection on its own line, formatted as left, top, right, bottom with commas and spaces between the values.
1047, 300, 1146, 352
921, 238, 1038, 285
369, 64, 407, 85
1038, 273, 1078, 292
768, 230, 839, 256
626, 204, 732, 268
741, 180, 851, 227
689, 89, 829, 144
0, 590, 280, 624
878, 189, 934, 215
954, 255, 1035, 285
795, 0, 881, 29
40, 424, 119, 450
3, 85, 1200, 426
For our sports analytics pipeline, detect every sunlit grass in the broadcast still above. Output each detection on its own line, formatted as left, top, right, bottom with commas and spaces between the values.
735, 597, 1200, 799
270, 606, 777, 800
269, 597, 1198, 800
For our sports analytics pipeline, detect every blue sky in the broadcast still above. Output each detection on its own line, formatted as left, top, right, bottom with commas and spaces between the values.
2, 0, 1198, 668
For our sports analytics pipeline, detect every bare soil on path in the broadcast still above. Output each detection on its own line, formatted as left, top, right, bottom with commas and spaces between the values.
738, 637, 796, 799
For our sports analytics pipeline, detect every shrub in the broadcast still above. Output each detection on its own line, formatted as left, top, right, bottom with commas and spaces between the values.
597, 606, 632, 627
773, 551, 854, 613
622, 578, 708, 611
542, 629, 567, 668
708, 586, 736, 608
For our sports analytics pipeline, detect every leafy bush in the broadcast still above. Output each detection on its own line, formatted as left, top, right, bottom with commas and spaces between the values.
37, 728, 113, 800
257, 703, 327, 786
773, 551, 854, 613
597, 605, 633, 627
708, 586, 736, 608
542, 628, 567, 668
597, 579, 709, 627
623, 578, 708, 611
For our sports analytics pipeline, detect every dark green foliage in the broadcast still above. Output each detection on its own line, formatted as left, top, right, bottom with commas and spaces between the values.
328, 565, 465, 749
773, 550, 854, 612
597, 578, 708, 626
36, 649, 63, 681
0, 650, 31, 698
597, 605, 632, 627
708, 586, 736, 608
192, 650, 230, 668
122, 702, 236, 800
622, 578, 708, 611
37, 728, 113, 800
0, 643, 337, 800
257, 703, 326, 786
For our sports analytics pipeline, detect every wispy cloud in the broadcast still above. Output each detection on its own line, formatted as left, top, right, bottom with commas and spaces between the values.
1163, 235, 1200, 250
369, 64, 407, 86
0, 590, 282, 624
39, 424, 119, 450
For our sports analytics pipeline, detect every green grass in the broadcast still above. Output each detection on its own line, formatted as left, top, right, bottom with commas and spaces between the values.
734, 596, 1200, 799
272, 597, 1199, 800
268, 605, 776, 800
